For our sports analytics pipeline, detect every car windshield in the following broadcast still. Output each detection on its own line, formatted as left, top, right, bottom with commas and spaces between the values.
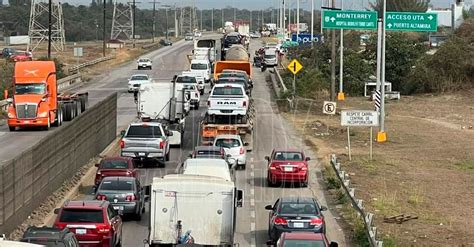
183, 84, 196, 90
279, 202, 317, 215
138, 59, 150, 62
131, 75, 148, 81
99, 180, 134, 191
176, 76, 197, 84
273, 152, 303, 161
24, 239, 66, 247
212, 86, 243, 96
282, 240, 326, 247
100, 160, 129, 169
126, 125, 162, 138
226, 36, 240, 42
220, 74, 246, 79
196, 150, 222, 156
215, 139, 241, 148
191, 63, 208, 70
15, 83, 46, 95
59, 209, 103, 223
265, 54, 276, 59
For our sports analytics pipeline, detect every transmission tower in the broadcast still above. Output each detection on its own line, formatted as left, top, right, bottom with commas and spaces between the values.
28, 0, 65, 52
179, 0, 197, 34
111, 0, 133, 40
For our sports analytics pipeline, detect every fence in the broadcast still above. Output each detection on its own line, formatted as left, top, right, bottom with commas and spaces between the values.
330, 154, 383, 247
0, 73, 83, 113
272, 68, 288, 94
0, 93, 117, 234
68, 55, 115, 74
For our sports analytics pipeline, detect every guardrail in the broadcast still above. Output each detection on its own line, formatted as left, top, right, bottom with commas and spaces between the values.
68, 55, 115, 74
273, 68, 288, 93
0, 73, 83, 114
330, 154, 383, 247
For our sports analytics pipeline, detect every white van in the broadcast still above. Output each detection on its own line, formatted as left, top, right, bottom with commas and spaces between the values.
264, 48, 278, 67
190, 59, 211, 82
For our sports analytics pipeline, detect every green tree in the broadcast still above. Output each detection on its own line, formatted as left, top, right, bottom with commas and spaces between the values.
370, 0, 430, 16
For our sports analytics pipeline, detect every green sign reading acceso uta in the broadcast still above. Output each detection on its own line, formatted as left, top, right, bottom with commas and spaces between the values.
385, 12, 438, 32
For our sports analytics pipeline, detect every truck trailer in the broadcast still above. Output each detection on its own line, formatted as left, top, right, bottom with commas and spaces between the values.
6, 61, 88, 131
147, 174, 243, 247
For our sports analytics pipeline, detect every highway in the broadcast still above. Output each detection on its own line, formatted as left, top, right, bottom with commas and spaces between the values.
68, 36, 347, 246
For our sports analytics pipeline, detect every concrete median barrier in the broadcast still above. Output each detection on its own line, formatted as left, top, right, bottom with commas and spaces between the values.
0, 93, 117, 234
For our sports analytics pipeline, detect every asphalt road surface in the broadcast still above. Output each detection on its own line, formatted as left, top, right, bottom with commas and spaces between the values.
11, 35, 348, 246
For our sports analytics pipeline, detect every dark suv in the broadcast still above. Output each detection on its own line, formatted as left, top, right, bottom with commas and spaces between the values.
265, 197, 328, 243
21, 226, 79, 246
53, 200, 123, 247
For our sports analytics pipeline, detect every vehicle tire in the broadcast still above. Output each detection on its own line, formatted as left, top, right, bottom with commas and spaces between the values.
137, 67, 141, 70
165, 150, 170, 161
240, 164, 246, 170
44, 114, 51, 130
75, 100, 82, 116
195, 102, 199, 110
300, 180, 308, 187
79, 96, 86, 113
64, 103, 72, 121
135, 211, 142, 221
8, 126, 15, 131
53, 106, 62, 127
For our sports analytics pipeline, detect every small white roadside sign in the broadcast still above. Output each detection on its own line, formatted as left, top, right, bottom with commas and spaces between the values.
323, 101, 337, 115
341, 110, 379, 127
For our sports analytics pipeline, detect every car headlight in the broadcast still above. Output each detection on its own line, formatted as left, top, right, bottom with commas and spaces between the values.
38, 111, 48, 117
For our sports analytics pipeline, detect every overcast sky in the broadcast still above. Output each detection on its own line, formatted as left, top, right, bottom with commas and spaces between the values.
12, 0, 469, 10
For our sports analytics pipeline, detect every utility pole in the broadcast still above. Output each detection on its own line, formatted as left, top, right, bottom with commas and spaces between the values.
378, 0, 387, 142
250, 10, 252, 31
149, 0, 159, 43
103, 0, 106, 56
47, 0, 52, 59
165, 7, 169, 39
233, 0, 236, 22
311, 0, 314, 47
200, 9, 202, 30
283, 0, 286, 36
222, 8, 224, 27
132, 0, 136, 48
330, 0, 336, 101
296, 0, 299, 40
211, 8, 214, 31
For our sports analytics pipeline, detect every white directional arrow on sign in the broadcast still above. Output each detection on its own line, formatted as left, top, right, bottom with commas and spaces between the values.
387, 23, 392, 28
330, 17, 336, 22
428, 15, 433, 20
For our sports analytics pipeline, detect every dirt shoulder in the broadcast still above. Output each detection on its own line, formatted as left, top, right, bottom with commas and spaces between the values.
280, 90, 474, 246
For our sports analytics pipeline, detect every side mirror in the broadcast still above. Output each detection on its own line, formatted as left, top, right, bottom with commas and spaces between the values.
305, 157, 311, 161
264, 205, 273, 210
320, 206, 328, 211
329, 242, 339, 247
6, 98, 13, 104
265, 156, 270, 161
94, 163, 100, 167
53, 208, 60, 214
244, 142, 249, 146
235, 189, 244, 208
120, 130, 126, 136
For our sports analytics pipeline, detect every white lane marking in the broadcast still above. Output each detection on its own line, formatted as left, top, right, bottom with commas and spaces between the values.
250, 188, 254, 196
250, 210, 255, 218
250, 171, 255, 177
250, 222, 255, 232
250, 179, 254, 186
250, 198, 255, 207
250, 157, 254, 162
251, 164, 255, 169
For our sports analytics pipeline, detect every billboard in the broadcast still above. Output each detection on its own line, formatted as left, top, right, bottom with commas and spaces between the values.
291, 33, 324, 45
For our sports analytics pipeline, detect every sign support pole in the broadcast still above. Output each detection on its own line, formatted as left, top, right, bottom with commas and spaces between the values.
293, 73, 296, 97
347, 127, 352, 161
370, 127, 373, 160
337, 0, 344, 101
375, 20, 382, 92
377, 0, 387, 142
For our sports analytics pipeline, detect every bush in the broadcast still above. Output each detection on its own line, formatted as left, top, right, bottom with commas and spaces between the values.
0, 61, 14, 98
340, 50, 373, 96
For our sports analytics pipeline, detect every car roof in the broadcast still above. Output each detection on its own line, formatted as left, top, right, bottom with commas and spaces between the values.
101, 176, 136, 182
129, 122, 162, 126
101, 156, 132, 162
273, 148, 304, 153
138, 58, 151, 60
63, 200, 108, 209
222, 69, 246, 73
22, 227, 70, 240
215, 134, 242, 140
280, 196, 315, 204
213, 83, 245, 89
131, 74, 149, 77
195, 146, 223, 151
183, 159, 231, 181
191, 59, 209, 63
282, 232, 326, 241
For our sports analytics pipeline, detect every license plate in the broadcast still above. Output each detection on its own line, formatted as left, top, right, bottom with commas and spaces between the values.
113, 206, 123, 210
75, 229, 87, 235
284, 167, 293, 172
23, 120, 30, 124
293, 222, 304, 228
138, 152, 145, 156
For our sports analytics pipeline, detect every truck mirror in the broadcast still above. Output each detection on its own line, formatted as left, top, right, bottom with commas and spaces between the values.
264, 205, 273, 210
264, 156, 270, 161
329, 242, 339, 247
94, 163, 100, 167
120, 130, 126, 136
6, 98, 13, 104
53, 208, 60, 214
305, 157, 311, 161
236, 190, 243, 208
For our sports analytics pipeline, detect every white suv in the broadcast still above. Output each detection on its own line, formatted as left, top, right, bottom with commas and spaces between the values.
213, 134, 248, 170
137, 58, 152, 70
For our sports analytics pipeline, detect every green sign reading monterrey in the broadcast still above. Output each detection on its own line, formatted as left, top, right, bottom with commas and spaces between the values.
385, 12, 438, 32
322, 10, 378, 30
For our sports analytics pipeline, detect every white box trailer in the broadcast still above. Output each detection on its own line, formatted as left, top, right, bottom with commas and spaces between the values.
147, 174, 243, 246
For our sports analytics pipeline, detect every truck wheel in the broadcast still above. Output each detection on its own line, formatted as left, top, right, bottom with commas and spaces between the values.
64, 103, 71, 121
165, 151, 170, 161
8, 126, 15, 131
79, 96, 86, 112
44, 115, 51, 130
194, 102, 199, 110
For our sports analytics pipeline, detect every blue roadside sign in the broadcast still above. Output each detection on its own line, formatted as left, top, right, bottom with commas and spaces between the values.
291, 33, 324, 45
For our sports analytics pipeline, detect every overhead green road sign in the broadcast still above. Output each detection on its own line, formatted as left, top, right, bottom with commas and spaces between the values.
322, 10, 378, 30
385, 12, 438, 32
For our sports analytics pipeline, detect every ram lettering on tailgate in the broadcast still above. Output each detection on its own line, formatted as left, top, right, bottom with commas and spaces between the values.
217, 101, 237, 105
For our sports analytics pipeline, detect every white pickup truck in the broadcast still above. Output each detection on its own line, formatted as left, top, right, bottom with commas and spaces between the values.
137, 58, 152, 70
128, 74, 152, 92
207, 84, 249, 122
181, 71, 205, 94
175, 75, 201, 110
190, 58, 212, 83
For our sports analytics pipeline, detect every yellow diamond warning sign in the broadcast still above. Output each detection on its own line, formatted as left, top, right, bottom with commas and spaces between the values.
287, 59, 303, 75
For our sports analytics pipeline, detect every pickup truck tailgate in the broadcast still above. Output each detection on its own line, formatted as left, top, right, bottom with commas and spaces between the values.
208, 97, 247, 111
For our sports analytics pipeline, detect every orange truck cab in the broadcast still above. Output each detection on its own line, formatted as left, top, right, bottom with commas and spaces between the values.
6, 61, 87, 131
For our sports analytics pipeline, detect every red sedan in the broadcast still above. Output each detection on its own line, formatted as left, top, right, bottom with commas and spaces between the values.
272, 232, 338, 247
265, 148, 310, 187
94, 157, 138, 188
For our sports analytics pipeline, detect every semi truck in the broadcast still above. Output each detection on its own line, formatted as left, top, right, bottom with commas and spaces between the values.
6, 61, 88, 131
147, 174, 243, 247
194, 39, 217, 63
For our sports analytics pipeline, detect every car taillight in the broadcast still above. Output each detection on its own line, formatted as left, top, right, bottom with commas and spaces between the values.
96, 194, 107, 200
126, 195, 136, 201
120, 140, 125, 148
54, 223, 67, 229
243, 101, 247, 107
97, 224, 110, 233
274, 217, 288, 225
301, 166, 308, 171
97, 170, 101, 175
240, 147, 245, 155
269, 163, 278, 170
159, 141, 165, 149
310, 217, 323, 226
